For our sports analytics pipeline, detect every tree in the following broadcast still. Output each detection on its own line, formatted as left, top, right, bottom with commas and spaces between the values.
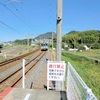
62, 30, 100, 49
0, 44, 3, 49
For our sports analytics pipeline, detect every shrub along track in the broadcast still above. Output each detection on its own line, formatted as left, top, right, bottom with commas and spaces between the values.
0, 47, 46, 93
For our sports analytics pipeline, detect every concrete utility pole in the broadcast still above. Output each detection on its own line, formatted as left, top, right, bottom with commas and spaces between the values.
56, 0, 62, 61
56, 0, 63, 90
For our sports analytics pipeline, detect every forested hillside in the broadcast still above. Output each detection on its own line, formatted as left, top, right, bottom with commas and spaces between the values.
13, 30, 100, 50
14, 32, 56, 45
14, 39, 32, 45
62, 30, 100, 49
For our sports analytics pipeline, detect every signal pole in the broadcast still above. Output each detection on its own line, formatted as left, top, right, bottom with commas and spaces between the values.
56, 0, 63, 90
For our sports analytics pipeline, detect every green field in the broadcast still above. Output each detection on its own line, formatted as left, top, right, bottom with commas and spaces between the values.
68, 49, 100, 60
62, 50, 100, 99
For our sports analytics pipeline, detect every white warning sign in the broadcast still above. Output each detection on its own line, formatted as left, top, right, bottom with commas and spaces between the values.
47, 61, 66, 81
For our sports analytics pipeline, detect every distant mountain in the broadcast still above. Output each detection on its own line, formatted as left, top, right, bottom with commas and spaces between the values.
34, 32, 56, 40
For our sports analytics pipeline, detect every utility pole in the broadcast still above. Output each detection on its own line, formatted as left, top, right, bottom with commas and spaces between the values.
56, 0, 62, 90
27, 33, 29, 52
52, 32, 53, 51
56, 0, 62, 61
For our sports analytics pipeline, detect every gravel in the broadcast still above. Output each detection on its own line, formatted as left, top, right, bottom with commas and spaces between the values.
15, 50, 54, 89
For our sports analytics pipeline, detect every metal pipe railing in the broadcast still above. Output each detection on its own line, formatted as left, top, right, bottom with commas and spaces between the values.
66, 62, 98, 100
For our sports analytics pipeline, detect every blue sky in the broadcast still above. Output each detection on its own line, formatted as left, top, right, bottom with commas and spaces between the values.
0, 0, 100, 42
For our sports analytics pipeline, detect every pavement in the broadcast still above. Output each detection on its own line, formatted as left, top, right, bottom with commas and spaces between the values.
0, 87, 67, 100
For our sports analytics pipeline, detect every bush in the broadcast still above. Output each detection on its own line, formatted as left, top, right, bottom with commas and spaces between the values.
91, 43, 100, 49
0, 44, 3, 49
78, 45, 85, 51
64, 47, 69, 51
62, 52, 94, 64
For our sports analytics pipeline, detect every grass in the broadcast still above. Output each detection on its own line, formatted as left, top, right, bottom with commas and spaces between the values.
62, 51, 100, 99
0, 45, 35, 62
68, 49, 100, 60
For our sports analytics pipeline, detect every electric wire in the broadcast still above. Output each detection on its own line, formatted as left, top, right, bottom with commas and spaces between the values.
11, 3, 33, 27
0, 2, 33, 32
49, 0, 54, 32
4, 0, 21, 5
0, 20, 24, 35
49, 0, 52, 29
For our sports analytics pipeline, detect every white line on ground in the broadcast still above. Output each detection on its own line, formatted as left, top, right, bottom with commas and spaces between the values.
24, 94, 31, 100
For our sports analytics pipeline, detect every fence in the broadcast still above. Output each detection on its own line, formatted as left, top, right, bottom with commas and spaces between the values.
66, 62, 98, 100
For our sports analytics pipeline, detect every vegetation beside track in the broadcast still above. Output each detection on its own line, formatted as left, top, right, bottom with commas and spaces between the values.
0, 45, 36, 62
62, 51, 100, 99
70, 49, 100, 60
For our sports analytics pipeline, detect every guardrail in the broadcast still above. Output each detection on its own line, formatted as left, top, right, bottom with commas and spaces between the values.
66, 62, 98, 100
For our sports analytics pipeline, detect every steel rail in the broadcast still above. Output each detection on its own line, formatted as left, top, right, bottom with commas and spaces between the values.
0, 51, 46, 93
0, 47, 40, 66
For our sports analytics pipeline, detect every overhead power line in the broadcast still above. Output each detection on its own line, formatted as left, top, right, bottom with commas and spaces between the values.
49, 0, 52, 28
4, 0, 21, 5
0, 2, 33, 31
0, 2, 27, 25
11, 3, 33, 26
0, 20, 24, 35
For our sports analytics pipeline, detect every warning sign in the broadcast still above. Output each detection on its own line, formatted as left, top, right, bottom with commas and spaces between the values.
47, 61, 66, 81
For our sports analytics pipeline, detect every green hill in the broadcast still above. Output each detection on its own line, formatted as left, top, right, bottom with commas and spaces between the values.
62, 30, 100, 49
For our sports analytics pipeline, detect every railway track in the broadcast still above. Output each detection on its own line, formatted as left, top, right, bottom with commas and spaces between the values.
0, 47, 40, 67
0, 51, 46, 93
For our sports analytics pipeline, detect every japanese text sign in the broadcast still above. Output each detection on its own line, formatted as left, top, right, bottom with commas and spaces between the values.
47, 61, 66, 81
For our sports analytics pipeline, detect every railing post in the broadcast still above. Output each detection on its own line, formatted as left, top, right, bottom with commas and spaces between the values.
86, 88, 97, 100
47, 80, 49, 90
62, 79, 64, 91
86, 88, 91, 100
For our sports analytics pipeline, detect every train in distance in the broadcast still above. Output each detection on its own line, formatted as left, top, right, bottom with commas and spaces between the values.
41, 43, 48, 51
